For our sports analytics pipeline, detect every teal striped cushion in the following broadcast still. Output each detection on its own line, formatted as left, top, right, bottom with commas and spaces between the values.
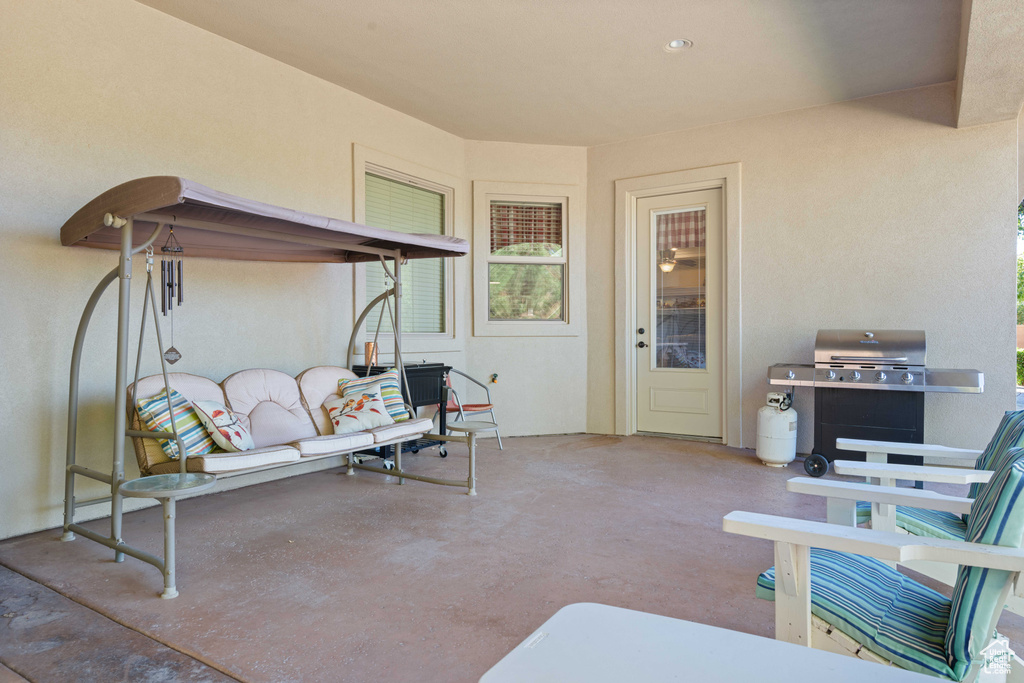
854, 501, 966, 541
967, 410, 1024, 506
757, 548, 956, 679
944, 448, 1024, 679
136, 388, 216, 461
856, 501, 871, 524
339, 369, 408, 422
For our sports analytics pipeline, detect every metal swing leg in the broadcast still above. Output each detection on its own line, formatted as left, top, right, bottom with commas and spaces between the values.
161, 497, 178, 599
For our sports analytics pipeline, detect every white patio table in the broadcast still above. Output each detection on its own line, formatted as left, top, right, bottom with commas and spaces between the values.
480, 602, 931, 682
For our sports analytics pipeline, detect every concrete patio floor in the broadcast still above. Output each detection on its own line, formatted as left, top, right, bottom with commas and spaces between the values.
1, 434, 1021, 682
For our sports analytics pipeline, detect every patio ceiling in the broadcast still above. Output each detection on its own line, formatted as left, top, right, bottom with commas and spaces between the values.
134, 0, 976, 146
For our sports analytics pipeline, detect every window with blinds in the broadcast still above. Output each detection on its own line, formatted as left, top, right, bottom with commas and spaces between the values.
364, 172, 446, 336
488, 200, 565, 321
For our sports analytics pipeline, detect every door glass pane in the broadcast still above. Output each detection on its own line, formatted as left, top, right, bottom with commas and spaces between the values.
654, 208, 706, 369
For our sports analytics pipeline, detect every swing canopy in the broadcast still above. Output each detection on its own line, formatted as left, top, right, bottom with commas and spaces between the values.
60, 176, 469, 263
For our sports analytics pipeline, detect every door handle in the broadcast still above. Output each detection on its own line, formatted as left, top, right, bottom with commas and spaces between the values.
637, 341, 648, 348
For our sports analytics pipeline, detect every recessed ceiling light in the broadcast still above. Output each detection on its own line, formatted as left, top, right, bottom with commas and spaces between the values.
664, 39, 693, 52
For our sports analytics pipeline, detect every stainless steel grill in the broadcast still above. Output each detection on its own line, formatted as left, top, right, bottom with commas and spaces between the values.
766, 329, 984, 477
768, 329, 983, 393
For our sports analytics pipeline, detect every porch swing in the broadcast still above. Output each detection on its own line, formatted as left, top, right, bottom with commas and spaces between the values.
58, 176, 469, 597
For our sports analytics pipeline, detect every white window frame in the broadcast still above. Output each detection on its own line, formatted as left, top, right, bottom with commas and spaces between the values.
473, 181, 583, 337
353, 145, 458, 354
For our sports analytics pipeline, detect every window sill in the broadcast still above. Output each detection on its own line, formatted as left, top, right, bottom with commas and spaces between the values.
473, 320, 580, 338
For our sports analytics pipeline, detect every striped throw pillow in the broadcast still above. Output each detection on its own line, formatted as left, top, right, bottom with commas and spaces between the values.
136, 388, 217, 460
945, 447, 1024, 678
339, 369, 408, 422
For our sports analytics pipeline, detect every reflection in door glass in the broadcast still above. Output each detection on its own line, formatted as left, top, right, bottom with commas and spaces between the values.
655, 208, 706, 369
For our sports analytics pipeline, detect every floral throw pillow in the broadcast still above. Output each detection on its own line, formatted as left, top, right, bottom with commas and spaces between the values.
324, 385, 395, 435
193, 400, 256, 452
135, 388, 216, 460
339, 369, 408, 422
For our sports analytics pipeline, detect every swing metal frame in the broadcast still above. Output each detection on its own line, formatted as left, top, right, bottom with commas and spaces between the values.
59, 176, 469, 598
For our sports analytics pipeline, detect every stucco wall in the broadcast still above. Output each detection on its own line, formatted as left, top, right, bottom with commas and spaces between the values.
0, 0, 585, 538
587, 83, 1019, 452
463, 141, 589, 436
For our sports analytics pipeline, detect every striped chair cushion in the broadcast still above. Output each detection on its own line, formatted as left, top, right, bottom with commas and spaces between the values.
944, 448, 1024, 679
967, 410, 1024, 507
339, 369, 408, 423
136, 388, 216, 460
855, 501, 967, 541
757, 548, 956, 679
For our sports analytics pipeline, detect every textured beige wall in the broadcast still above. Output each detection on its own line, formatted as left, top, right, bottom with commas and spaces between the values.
463, 141, 588, 436
587, 83, 1019, 451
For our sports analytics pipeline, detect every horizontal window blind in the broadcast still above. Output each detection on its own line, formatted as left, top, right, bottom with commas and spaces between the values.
490, 201, 563, 257
364, 173, 445, 336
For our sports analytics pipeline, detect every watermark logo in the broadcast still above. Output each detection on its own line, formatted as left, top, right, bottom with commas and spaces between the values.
981, 636, 1016, 675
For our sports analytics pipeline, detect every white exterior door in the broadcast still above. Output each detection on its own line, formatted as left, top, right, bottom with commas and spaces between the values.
635, 188, 723, 438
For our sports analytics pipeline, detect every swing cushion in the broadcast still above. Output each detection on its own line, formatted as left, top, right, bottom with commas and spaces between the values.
324, 386, 395, 435
136, 388, 216, 460
339, 370, 408, 422
193, 400, 256, 452
148, 444, 300, 474
296, 365, 359, 435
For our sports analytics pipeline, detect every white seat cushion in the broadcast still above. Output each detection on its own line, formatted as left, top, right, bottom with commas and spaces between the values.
128, 373, 227, 474
369, 418, 433, 444
148, 445, 300, 474
296, 365, 358, 435
293, 432, 374, 457
222, 369, 317, 448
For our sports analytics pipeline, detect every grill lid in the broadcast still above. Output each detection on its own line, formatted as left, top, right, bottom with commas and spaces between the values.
814, 329, 926, 367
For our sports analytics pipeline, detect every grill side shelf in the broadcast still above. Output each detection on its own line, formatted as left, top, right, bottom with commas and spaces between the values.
923, 369, 984, 393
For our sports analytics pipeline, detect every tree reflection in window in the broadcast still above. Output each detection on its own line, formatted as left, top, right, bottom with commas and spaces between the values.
488, 259, 563, 320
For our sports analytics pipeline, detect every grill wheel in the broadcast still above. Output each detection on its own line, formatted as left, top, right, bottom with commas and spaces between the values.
804, 453, 829, 477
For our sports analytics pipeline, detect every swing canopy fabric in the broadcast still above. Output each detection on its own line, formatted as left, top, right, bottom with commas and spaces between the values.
60, 176, 469, 263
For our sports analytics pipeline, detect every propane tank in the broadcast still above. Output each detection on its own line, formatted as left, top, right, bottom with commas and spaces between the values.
756, 392, 797, 467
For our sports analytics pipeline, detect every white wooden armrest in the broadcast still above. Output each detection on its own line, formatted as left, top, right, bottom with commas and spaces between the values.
723, 511, 1024, 572
786, 477, 974, 515
833, 460, 992, 485
836, 438, 982, 467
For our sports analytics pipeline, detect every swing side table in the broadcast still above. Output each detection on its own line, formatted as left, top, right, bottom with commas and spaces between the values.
446, 420, 497, 496
118, 472, 216, 598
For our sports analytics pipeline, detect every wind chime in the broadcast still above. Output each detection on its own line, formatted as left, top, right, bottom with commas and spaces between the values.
160, 228, 184, 364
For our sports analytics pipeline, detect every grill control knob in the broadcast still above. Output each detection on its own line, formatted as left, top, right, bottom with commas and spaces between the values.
875, 371, 886, 382
825, 370, 836, 380
786, 370, 795, 380
901, 372, 914, 384
849, 371, 861, 382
